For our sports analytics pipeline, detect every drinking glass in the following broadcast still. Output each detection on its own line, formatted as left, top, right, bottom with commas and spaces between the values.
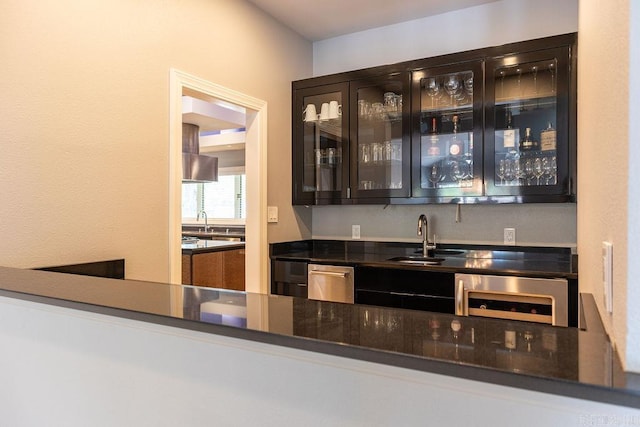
542, 157, 552, 185
503, 158, 515, 185
428, 162, 443, 188
513, 157, 524, 186
444, 75, 461, 107
534, 157, 544, 185
449, 160, 465, 183
496, 159, 506, 185
524, 158, 534, 186
425, 78, 441, 109
549, 62, 556, 94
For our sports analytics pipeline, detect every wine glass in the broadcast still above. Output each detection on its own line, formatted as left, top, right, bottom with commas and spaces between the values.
425, 77, 441, 109
513, 156, 524, 186
428, 162, 443, 188
499, 70, 506, 99
444, 75, 461, 107
524, 158, 534, 186
496, 159, 506, 185
460, 73, 473, 105
531, 65, 538, 95
503, 158, 515, 185
450, 160, 465, 183
534, 157, 544, 185
549, 62, 556, 94
542, 157, 553, 185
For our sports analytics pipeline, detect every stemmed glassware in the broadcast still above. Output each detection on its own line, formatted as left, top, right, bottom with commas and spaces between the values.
503, 158, 516, 185
533, 157, 544, 185
549, 62, 556, 94
496, 159, 506, 185
425, 78, 441, 109
444, 75, 461, 107
524, 158, 534, 186
428, 162, 443, 188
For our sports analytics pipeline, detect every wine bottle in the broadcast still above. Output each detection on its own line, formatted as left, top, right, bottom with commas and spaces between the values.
540, 122, 557, 151
503, 109, 516, 149
519, 127, 537, 151
449, 115, 462, 156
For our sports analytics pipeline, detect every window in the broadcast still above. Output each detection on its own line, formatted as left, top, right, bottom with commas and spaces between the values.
182, 174, 246, 221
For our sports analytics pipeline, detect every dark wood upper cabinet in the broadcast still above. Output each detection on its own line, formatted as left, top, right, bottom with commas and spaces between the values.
292, 33, 576, 205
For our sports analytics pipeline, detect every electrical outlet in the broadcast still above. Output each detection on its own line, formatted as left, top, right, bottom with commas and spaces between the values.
504, 228, 516, 245
352, 225, 361, 240
267, 206, 278, 223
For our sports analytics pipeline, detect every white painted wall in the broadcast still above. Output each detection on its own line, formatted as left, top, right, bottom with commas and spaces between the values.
0, 0, 312, 282
577, 0, 633, 370
627, 0, 640, 373
313, 0, 579, 76
1, 296, 638, 425
308, 0, 579, 246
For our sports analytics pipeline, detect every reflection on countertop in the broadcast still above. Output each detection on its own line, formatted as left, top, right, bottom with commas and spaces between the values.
181, 239, 244, 254
0, 266, 636, 409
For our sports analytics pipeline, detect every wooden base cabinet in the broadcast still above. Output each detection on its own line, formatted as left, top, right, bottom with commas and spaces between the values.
183, 249, 245, 291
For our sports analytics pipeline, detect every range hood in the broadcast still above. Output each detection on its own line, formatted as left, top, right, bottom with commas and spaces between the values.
182, 123, 218, 182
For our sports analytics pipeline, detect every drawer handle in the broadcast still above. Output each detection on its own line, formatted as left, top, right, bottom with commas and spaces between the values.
456, 279, 464, 316
309, 271, 348, 278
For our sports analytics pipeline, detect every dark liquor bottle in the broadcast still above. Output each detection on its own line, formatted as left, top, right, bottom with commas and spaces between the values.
519, 127, 538, 151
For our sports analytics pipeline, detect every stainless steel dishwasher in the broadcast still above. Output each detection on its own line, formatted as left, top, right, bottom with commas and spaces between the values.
308, 264, 354, 304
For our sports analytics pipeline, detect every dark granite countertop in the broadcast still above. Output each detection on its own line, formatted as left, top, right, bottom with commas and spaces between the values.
0, 266, 637, 408
182, 240, 245, 255
271, 240, 577, 279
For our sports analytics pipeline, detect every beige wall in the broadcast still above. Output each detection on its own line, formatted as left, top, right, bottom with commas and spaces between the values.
0, 0, 312, 281
577, 0, 630, 367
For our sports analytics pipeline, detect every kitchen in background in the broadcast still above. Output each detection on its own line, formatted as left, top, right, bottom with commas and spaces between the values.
180, 95, 247, 291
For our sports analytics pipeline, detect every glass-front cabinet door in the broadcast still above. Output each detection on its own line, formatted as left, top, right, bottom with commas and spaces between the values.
349, 74, 411, 200
485, 47, 572, 199
411, 61, 484, 200
292, 82, 349, 205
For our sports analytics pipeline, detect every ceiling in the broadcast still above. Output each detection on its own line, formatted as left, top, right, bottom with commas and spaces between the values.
247, 0, 499, 41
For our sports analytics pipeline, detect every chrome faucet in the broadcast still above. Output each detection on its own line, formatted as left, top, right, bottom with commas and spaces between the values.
197, 210, 209, 233
417, 214, 436, 257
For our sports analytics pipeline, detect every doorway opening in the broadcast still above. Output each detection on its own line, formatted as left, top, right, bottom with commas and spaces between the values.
169, 70, 268, 293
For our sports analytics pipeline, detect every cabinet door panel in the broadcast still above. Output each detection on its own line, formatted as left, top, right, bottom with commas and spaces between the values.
350, 73, 411, 200
484, 47, 573, 199
223, 249, 245, 291
411, 60, 484, 200
292, 82, 350, 205
192, 252, 224, 287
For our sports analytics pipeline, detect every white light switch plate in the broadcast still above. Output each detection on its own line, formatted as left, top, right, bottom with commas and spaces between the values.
603, 241, 613, 313
267, 206, 278, 223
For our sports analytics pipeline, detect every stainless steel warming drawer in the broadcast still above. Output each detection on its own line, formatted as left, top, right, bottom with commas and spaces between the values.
308, 264, 355, 304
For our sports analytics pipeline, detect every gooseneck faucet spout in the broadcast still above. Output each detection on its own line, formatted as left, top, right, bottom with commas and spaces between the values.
417, 214, 436, 257
197, 210, 209, 233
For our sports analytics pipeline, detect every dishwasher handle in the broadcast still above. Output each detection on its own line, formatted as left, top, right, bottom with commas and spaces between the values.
308, 270, 349, 278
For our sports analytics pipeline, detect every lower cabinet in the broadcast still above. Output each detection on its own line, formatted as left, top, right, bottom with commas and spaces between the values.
355, 266, 455, 314
184, 249, 245, 291
271, 260, 308, 298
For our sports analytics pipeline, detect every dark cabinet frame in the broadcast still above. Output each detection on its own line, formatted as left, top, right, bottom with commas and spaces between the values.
292, 33, 577, 205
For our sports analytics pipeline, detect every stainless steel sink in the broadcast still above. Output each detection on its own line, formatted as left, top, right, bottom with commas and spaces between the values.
386, 256, 446, 265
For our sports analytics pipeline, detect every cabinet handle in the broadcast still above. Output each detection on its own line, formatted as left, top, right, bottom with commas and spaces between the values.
309, 270, 348, 278
456, 279, 465, 316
